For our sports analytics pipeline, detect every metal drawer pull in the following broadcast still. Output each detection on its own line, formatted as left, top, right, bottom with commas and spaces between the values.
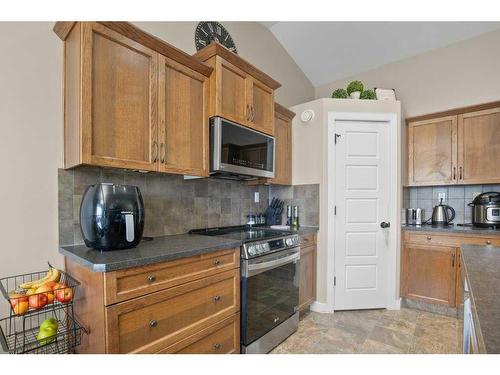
213, 343, 222, 350
213, 295, 221, 302
148, 275, 156, 283
427, 236, 432, 241
486, 240, 492, 245
273, 317, 280, 323
213, 259, 221, 266
149, 320, 158, 328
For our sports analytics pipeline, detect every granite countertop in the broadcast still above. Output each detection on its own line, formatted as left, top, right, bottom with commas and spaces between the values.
402, 224, 500, 235
460, 244, 500, 353
60, 234, 242, 272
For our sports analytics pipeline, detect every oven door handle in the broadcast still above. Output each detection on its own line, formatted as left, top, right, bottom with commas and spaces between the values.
246, 251, 300, 277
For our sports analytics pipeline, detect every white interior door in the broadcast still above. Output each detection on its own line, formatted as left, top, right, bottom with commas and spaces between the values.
334, 120, 391, 310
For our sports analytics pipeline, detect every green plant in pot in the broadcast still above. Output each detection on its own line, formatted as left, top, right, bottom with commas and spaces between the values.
360, 89, 376, 100
346, 80, 364, 99
331, 88, 348, 99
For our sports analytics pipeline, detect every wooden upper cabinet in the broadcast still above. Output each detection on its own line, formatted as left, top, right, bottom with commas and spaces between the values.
59, 22, 213, 176
158, 55, 209, 176
407, 116, 457, 186
194, 42, 281, 136
458, 107, 500, 184
402, 243, 457, 307
80, 22, 159, 171
269, 103, 295, 185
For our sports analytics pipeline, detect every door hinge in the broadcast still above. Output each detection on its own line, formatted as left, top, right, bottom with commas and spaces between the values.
334, 276, 336, 286
334, 133, 341, 144
334, 206, 337, 215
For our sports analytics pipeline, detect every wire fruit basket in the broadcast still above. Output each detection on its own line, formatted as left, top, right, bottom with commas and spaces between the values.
0, 264, 86, 354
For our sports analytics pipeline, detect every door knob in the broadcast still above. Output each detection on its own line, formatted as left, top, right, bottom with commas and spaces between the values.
380, 222, 390, 228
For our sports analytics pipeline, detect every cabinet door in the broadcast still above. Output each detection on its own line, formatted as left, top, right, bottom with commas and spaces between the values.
298, 245, 316, 312
458, 107, 500, 184
81, 22, 158, 171
247, 78, 274, 135
269, 115, 292, 185
214, 57, 249, 125
407, 116, 457, 186
158, 55, 209, 176
402, 243, 457, 306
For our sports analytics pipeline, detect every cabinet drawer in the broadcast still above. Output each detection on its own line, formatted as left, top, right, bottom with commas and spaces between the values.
300, 233, 316, 247
404, 231, 500, 247
105, 268, 240, 353
104, 248, 239, 305
159, 314, 240, 354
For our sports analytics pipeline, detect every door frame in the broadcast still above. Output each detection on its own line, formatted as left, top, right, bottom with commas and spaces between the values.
322, 112, 400, 312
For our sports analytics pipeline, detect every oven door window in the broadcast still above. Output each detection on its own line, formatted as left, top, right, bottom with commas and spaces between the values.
241, 259, 299, 345
220, 121, 274, 172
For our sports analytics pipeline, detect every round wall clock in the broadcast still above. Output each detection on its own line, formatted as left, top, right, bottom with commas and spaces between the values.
195, 21, 237, 54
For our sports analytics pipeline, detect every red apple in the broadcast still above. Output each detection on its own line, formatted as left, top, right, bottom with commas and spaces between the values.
9, 293, 28, 308
35, 285, 55, 304
55, 284, 73, 303
29, 293, 48, 309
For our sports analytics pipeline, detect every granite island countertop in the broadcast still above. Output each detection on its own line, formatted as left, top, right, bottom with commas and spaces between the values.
402, 224, 500, 235
60, 234, 243, 272
460, 244, 500, 353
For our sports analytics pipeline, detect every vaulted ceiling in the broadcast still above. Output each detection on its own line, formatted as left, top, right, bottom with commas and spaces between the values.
262, 22, 500, 86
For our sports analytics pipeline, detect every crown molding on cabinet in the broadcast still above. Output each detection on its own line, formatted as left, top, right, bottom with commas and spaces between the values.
406, 100, 500, 124
53, 21, 213, 77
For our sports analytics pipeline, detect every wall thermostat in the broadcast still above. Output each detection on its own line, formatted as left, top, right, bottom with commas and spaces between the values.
300, 109, 315, 123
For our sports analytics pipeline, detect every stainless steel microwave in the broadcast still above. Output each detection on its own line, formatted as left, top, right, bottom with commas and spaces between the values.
210, 117, 275, 179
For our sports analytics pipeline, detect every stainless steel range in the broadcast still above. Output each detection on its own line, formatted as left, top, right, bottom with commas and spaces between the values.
190, 225, 300, 354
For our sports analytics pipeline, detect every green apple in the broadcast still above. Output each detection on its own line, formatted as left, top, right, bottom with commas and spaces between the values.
40, 318, 58, 331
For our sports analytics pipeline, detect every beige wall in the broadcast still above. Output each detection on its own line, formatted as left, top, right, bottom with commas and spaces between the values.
315, 29, 500, 118
0, 21, 312, 315
134, 22, 314, 107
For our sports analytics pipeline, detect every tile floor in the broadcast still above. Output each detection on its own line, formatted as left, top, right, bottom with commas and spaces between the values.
271, 308, 461, 354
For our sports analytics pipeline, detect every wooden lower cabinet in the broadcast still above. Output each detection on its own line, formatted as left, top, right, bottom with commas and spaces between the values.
298, 233, 317, 312
401, 243, 457, 306
65, 247, 240, 354
401, 231, 500, 308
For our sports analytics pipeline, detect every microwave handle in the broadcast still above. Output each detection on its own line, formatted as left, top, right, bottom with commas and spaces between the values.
123, 212, 135, 243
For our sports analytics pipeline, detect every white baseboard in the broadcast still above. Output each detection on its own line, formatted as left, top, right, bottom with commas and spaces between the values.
386, 297, 402, 310
310, 301, 334, 314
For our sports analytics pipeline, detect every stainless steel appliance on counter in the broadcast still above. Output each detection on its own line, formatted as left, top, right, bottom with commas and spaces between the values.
190, 225, 300, 353
210, 117, 275, 179
468, 192, 500, 228
431, 199, 455, 226
405, 208, 425, 225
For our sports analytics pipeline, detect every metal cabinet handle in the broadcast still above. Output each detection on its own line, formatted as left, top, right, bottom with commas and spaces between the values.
251, 106, 255, 122
213, 259, 221, 266
152, 141, 158, 163
453, 167, 456, 180
246, 104, 250, 121
459, 166, 463, 180
148, 275, 156, 283
273, 316, 280, 323
213, 343, 222, 350
149, 319, 158, 328
427, 236, 432, 241
160, 143, 166, 164
452, 253, 455, 267
486, 240, 492, 245
213, 295, 221, 302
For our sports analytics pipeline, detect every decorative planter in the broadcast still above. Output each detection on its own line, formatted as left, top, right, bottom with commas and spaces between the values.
350, 91, 361, 99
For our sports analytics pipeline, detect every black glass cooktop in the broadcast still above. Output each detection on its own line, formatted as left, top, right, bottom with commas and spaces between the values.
190, 225, 292, 242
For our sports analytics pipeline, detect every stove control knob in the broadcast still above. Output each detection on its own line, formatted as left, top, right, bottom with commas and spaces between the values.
285, 238, 293, 247
248, 246, 257, 256
261, 243, 270, 253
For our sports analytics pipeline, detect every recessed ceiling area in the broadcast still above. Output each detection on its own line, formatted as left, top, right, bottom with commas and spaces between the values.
263, 22, 500, 86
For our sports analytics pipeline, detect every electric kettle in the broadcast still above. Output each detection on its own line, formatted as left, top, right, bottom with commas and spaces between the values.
431, 199, 455, 226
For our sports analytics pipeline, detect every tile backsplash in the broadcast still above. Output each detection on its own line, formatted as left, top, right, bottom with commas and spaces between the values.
403, 184, 500, 224
59, 167, 269, 246
269, 184, 320, 227
58, 167, 320, 246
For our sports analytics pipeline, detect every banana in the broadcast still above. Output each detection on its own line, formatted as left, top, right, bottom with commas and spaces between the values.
20, 268, 53, 290
19, 267, 62, 290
